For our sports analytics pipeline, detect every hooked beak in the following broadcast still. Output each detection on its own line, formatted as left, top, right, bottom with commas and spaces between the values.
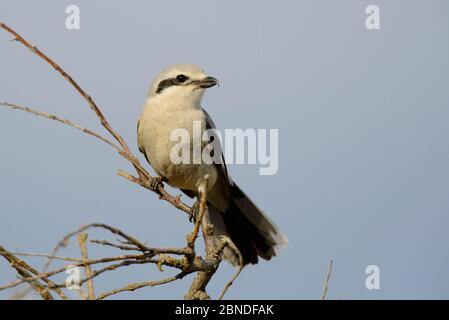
197, 76, 219, 89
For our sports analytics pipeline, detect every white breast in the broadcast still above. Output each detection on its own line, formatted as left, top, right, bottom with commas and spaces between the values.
138, 95, 217, 192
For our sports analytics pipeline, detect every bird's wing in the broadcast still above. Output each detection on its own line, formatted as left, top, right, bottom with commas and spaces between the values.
137, 119, 151, 165
202, 108, 231, 208
203, 109, 231, 185
174, 109, 231, 201
137, 119, 144, 154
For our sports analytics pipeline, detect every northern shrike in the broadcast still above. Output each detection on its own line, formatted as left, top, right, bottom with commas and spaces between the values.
138, 64, 287, 265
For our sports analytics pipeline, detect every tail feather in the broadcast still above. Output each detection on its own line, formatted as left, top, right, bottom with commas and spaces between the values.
209, 183, 287, 266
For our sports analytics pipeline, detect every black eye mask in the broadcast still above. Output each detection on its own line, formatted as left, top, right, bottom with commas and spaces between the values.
156, 74, 190, 94
156, 78, 179, 94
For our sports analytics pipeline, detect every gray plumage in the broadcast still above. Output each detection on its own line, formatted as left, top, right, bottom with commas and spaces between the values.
138, 64, 287, 265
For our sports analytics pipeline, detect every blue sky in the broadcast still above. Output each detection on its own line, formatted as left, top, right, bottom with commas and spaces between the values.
1, 0, 448, 299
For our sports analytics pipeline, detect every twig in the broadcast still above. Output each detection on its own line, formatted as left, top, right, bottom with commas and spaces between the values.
77, 234, 95, 299
0, 23, 132, 157
219, 266, 243, 300
96, 272, 187, 300
0, 246, 67, 300
43, 223, 150, 270
0, 101, 194, 217
185, 189, 221, 300
1, 220, 230, 299
0, 246, 52, 300
117, 170, 191, 215
90, 240, 140, 251
0, 101, 122, 153
0, 238, 201, 293
11, 252, 85, 262
0, 22, 238, 301
217, 236, 244, 300
187, 175, 210, 248
0, 101, 191, 217
0, 22, 194, 214
321, 259, 333, 300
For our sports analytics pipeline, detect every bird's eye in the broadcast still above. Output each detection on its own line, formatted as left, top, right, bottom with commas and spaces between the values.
176, 74, 188, 83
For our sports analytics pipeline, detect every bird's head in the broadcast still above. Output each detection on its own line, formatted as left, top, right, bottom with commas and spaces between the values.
148, 64, 219, 104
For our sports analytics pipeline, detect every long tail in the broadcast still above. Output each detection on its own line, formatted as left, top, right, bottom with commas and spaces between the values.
209, 183, 287, 266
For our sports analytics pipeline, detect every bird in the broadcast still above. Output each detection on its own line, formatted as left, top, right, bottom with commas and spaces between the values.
137, 64, 287, 266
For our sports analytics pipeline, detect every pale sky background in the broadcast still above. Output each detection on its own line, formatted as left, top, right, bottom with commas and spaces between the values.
1, 1, 448, 299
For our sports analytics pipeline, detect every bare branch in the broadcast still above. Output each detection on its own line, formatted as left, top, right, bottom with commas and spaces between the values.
11, 252, 84, 263
117, 170, 192, 215
219, 266, 243, 300
187, 175, 210, 248
77, 234, 95, 299
0, 22, 131, 157
89, 240, 140, 251
185, 202, 220, 299
321, 259, 333, 300
0, 246, 67, 300
96, 272, 187, 300
0, 101, 122, 153
217, 236, 244, 300
0, 23, 244, 300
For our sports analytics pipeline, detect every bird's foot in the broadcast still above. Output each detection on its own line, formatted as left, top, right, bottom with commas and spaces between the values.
149, 176, 164, 192
189, 201, 200, 223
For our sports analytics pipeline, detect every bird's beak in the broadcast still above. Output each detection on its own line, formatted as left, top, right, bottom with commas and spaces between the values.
197, 76, 219, 89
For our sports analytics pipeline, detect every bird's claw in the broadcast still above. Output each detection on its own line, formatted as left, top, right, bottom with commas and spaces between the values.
149, 176, 164, 192
189, 201, 200, 223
